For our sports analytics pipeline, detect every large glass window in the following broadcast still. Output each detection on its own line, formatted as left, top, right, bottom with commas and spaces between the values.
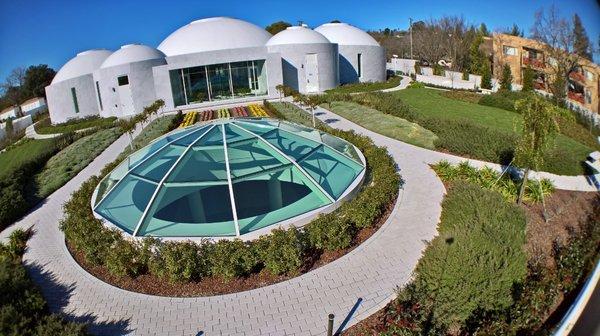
207, 63, 232, 101
503, 46, 517, 56
169, 60, 268, 107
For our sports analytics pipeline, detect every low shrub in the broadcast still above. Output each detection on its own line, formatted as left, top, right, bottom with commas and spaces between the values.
150, 241, 209, 282
35, 116, 117, 134
479, 93, 517, 111
432, 161, 554, 203
324, 77, 401, 94
406, 183, 528, 331
210, 240, 258, 280
407, 81, 425, 89
306, 215, 355, 251
256, 228, 305, 275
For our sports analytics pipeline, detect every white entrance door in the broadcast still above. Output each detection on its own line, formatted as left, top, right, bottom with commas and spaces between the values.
305, 54, 319, 93
118, 83, 135, 116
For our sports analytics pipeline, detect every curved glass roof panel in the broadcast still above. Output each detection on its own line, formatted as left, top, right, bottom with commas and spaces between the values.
93, 118, 365, 238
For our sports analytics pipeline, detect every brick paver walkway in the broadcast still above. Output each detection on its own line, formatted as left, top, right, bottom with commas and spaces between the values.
1, 101, 596, 335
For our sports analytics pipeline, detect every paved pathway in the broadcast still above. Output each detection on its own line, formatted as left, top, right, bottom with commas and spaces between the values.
1, 101, 597, 335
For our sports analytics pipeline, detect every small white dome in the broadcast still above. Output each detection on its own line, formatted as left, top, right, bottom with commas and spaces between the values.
100, 44, 165, 69
52, 49, 113, 84
314, 23, 379, 46
266, 26, 331, 46
158, 17, 272, 56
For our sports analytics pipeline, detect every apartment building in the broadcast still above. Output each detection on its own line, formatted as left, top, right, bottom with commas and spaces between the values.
485, 33, 599, 113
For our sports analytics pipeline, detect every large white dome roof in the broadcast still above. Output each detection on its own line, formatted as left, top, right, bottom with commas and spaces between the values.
266, 26, 331, 46
101, 44, 165, 69
158, 17, 272, 56
314, 22, 379, 46
52, 49, 113, 84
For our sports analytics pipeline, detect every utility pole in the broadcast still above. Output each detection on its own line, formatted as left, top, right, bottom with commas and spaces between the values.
409, 17, 413, 60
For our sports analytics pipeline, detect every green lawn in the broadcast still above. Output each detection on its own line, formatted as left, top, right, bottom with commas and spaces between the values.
391, 88, 595, 175
324, 101, 437, 149
325, 76, 401, 94
0, 139, 57, 180
35, 116, 117, 134
266, 102, 327, 129
35, 128, 123, 197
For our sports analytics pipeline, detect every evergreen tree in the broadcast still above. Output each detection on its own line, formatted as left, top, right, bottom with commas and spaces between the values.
508, 24, 523, 37
480, 59, 492, 89
522, 66, 535, 92
469, 34, 485, 75
265, 21, 291, 35
500, 64, 513, 91
573, 14, 592, 61
479, 23, 490, 36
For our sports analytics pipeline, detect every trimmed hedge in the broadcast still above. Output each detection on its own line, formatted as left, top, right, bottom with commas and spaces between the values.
35, 116, 117, 134
60, 111, 400, 284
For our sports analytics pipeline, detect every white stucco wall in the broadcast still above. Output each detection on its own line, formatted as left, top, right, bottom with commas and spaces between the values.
338, 45, 385, 84
94, 58, 166, 118
267, 43, 338, 93
45, 74, 100, 124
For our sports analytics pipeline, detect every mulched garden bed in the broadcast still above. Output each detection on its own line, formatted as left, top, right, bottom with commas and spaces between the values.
67, 198, 396, 297
341, 188, 600, 335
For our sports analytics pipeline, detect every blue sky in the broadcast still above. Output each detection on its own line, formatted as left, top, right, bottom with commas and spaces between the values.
0, 0, 598, 82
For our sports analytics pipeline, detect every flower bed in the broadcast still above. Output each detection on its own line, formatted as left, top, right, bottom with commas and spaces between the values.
178, 111, 197, 128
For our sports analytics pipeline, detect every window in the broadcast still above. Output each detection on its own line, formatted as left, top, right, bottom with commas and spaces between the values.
585, 70, 594, 81
503, 46, 517, 56
585, 89, 592, 104
169, 60, 268, 107
96, 81, 103, 110
117, 75, 129, 86
357, 53, 362, 77
71, 87, 79, 113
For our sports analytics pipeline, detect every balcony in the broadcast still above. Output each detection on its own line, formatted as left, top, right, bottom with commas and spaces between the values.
522, 57, 545, 69
569, 71, 586, 83
568, 91, 585, 104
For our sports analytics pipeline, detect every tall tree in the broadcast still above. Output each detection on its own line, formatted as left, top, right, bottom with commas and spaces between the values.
23, 65, 56, 98
1, 67, 26, 106
522, 66, 535, 92
265, 21, 291, 35
479, 23, 490, 36
500, 64, 513, 91
480, 58, 492, 89
531, 6, 582, 106
514, 94, 564, 204
572, 14, 592, 61
468, 33, 485, 75
507, 23, 524, 37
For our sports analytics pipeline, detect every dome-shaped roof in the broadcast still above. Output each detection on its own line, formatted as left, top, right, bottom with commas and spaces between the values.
266, 26, 331, 46
100, 44, 165, 69
314, 22, 379, 46
92, 118, 364, 238
52, 49, 113, 84
158, 17, 272, 56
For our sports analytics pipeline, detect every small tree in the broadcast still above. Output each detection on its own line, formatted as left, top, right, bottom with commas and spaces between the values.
514, 94, 563, 204
462, 70, 469, 81
500, 64, 513, 91
522, 66, 535, 92
275, 84, 285, 102
304, 95, 320, 127
5, 118, 14, 138
118, 118, 137, 150
480, 59, 492, 89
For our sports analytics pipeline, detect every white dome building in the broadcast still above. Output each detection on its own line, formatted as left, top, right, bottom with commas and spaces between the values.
46, 49, 113, 124
315, 22, 386, 84
44, 17, 386, 124
94, 44, 166, 118
267, 26, 338, 93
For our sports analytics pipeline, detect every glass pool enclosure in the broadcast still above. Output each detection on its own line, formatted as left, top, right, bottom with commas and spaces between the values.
92, 118, 365, 239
